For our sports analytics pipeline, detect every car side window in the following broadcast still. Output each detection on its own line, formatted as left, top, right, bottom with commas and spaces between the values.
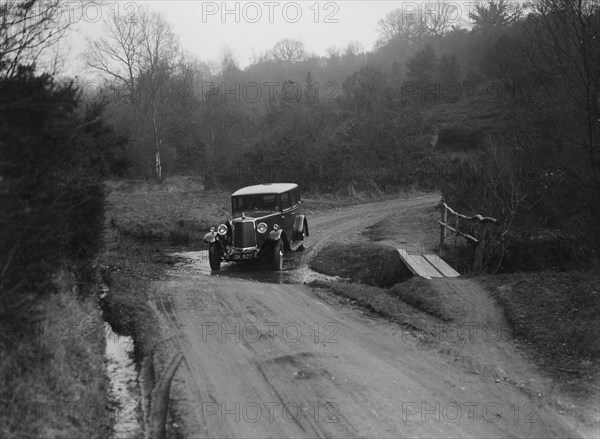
289, 190, 297, 207
281, 192, 291, 210
261, 195, 277, 210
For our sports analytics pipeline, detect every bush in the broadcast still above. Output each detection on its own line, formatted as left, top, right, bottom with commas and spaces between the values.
437, 125, 482, 150
440, 135, 600, 271
169, 220, 204, 246
0, 69, 110, 439
0, 70, 105, 316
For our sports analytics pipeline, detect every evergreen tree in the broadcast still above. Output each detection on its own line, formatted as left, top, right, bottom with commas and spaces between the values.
406, 44, 437, 83
437, 54, 461, 84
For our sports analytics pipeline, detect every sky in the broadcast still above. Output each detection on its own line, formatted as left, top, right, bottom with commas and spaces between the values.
146, 0, 401, 62
62, 1, 427, 76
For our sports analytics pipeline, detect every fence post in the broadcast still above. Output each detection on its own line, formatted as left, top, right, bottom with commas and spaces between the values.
454, 214, 459, 245
473, 223, 490, 272
439, 203, 498, 273
473, 240, 483, 272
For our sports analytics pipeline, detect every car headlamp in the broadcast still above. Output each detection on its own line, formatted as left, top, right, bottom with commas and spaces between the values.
217, 224, 228, 235
257, 222, 268, 234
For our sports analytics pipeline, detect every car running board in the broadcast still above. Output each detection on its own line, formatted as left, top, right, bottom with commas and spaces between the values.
289, 240, 304, 251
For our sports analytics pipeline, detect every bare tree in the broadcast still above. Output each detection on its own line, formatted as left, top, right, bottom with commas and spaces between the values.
271, 39, 306, 63
376, 5, 459, 49
138, 11, 180, 180
0, 0, 78, 78
522, 0, 600, 192
344, 40, 364, 57
85, 9, 143, 99
219, 48, 241, 81
326, 46, 341, 58
423, 2, 460, 36
469, 0, 523, 30
376, 8, 427, 48
85, 7, 181, 181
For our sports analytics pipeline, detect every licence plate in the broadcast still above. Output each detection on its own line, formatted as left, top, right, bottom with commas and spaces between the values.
233, 253, 254, 260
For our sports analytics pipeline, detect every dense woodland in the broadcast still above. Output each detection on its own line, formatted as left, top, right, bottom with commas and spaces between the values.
79, 0, 600, 268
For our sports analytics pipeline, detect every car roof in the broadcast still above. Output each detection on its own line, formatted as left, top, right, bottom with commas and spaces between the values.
231, 183, 299, 197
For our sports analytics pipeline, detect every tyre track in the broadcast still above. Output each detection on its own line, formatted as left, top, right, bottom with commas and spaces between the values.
149, 194, 581, 438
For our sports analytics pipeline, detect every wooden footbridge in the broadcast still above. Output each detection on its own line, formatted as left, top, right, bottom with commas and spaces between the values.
396, 249, 460, 279
397, 203, 499, 279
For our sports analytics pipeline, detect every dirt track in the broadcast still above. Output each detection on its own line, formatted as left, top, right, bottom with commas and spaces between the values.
149, 194, 584, 438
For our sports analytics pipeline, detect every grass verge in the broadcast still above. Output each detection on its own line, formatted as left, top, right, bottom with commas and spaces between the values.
309, 241, 462, 339
105, 178, 229, 247
310, 242, 412, 287
480, 271, 600, 370
388, 279, 463, 322
0, 270, 109, 439
309, 279, 444, 340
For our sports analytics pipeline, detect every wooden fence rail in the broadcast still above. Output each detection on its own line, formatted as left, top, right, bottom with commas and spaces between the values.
439, 203, 499, 271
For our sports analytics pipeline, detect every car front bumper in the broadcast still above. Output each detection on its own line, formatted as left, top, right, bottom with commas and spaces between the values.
223, 245, 260, 262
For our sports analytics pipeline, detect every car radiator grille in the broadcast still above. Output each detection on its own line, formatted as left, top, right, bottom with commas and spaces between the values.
232, 220, 256, 248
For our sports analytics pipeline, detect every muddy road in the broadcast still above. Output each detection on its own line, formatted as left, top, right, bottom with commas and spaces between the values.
149, 194, 582, 438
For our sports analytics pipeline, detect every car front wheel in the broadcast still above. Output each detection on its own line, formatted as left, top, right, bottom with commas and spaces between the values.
208, 243, 221, 271
273, 240, 283, 271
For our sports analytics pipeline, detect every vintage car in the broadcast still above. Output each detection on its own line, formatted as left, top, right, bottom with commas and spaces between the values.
203, 183, 309, 271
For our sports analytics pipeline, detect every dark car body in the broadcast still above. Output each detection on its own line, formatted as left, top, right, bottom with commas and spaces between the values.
203, 183, 308, 271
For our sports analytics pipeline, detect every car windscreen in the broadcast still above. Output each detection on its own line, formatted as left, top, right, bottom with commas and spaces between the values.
232, 194, 279, 217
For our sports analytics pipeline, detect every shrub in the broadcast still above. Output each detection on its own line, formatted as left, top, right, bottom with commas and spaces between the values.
437, 125, 481, 150
0, 69, 110, 439
0, 70, 106, 317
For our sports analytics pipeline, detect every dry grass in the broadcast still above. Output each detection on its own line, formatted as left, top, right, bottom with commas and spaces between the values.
481, 271, 600, 365
100, 270, 159, 360
389, 278, 461, 322
310, 242, 412, 288
105, 177, 229, 247
0, 271, 109, 439
309, 280, 443, 337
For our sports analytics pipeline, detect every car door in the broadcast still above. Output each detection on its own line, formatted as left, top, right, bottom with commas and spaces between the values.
279, 191, 295, 241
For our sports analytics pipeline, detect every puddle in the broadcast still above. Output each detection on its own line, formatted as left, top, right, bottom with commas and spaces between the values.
168, 250, 345, 285
105, 322, 142, 439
